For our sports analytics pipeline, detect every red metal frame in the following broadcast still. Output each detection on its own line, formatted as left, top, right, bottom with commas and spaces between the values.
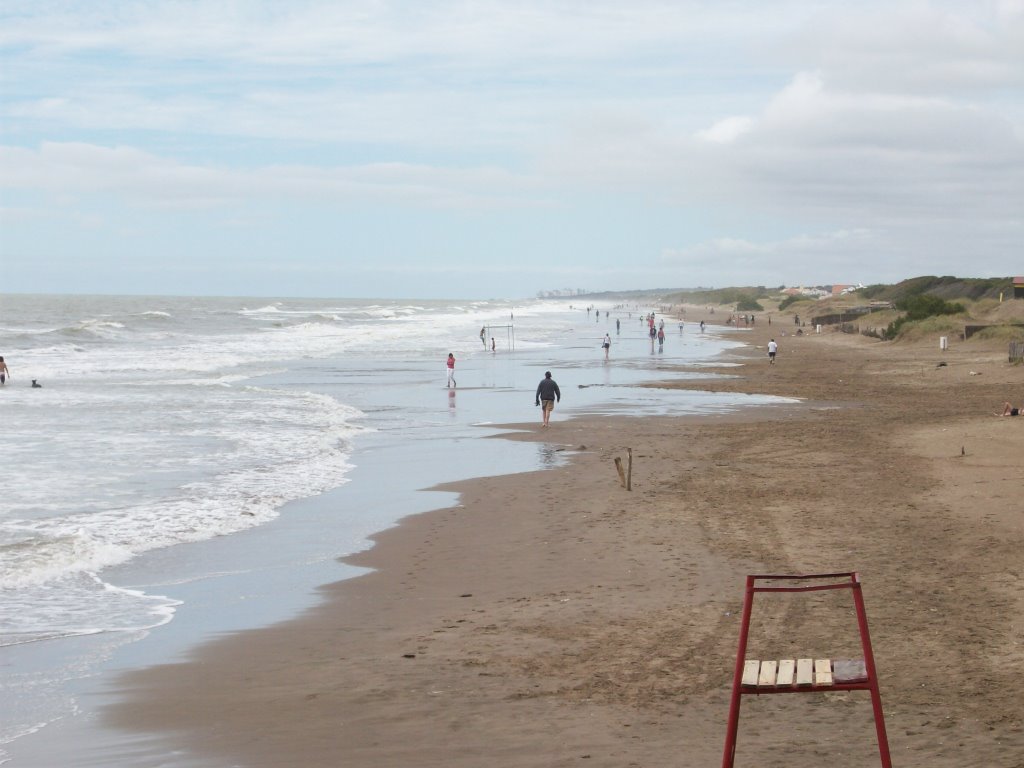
721, 572, 892, 768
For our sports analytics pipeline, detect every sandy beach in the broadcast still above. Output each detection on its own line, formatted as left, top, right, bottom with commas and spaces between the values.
108, 318, 1024, 767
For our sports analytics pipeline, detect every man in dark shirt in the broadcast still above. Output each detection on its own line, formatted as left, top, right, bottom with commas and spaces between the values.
535, 371, 561, 428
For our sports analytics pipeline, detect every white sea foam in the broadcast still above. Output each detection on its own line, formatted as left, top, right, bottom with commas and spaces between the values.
239, 303, 283, 314
1, 362, 367, 643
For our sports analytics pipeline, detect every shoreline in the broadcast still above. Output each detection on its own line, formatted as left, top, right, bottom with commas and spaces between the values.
107, 322, 1024, 767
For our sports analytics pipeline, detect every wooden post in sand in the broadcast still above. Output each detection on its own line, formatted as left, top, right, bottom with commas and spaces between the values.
614, 450, 634, 491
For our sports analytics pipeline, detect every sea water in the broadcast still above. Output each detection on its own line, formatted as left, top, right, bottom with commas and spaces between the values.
0, 294, 793, 765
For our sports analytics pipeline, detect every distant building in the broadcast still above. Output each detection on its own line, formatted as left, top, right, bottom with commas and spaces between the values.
1014, 276, 1024, 299
537, 288, 587, 298
784, 286, 829, 298
783, 284, 862, 299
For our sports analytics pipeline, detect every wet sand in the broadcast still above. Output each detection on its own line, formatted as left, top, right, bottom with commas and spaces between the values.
108, 322, 1024, 767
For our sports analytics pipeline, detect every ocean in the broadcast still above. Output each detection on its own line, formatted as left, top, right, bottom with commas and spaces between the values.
0, 294, 794, 766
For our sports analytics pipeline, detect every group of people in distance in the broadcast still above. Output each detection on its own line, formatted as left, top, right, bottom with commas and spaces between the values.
455, 313, 714, 425
447, 314, 857, 427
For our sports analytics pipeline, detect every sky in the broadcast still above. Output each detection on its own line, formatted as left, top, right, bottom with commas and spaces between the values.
1, 1, 1022, 299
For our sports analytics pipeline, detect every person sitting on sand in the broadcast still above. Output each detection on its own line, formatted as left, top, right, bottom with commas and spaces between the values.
996, 402, 1021, 416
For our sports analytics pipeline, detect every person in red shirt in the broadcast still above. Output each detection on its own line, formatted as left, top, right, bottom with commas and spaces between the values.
446, 353, 456, 388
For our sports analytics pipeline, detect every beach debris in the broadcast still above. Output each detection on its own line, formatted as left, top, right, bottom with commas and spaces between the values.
459, 593, 473, 598
969, 370, 981, 375
936, 361, 947, 367
402, 653, 416, 659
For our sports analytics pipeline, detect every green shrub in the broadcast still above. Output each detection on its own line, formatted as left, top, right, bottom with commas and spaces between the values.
882, 317, 907, 340
895, 294, 965, 320
882, 294, 966, 339
858, 284, 889, 299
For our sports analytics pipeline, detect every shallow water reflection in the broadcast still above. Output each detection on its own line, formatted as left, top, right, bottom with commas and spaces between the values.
537, 443, 566, 469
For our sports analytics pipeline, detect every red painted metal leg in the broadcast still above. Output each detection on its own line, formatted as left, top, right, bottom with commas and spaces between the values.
851, 577, 893, 768
721, 576, 756, 768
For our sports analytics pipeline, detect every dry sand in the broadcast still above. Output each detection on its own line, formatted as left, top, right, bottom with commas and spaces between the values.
109, 321, 1024, 767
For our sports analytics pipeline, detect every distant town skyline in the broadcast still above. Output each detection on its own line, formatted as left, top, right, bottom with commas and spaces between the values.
2, 2, 1022, 299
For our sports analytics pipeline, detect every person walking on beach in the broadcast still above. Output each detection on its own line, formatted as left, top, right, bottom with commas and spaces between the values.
602, 333, 611, 360
446, 353, 457, 388
767, 338, 778, 364
0, 356, 9, 385
480, 327, 487, 348
535, 371, 561, 428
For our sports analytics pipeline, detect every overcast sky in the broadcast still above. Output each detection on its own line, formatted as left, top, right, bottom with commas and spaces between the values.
1, 1, 1022, 299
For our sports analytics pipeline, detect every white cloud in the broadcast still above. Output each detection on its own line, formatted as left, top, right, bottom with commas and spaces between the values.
546, 63, 1023, 236
0, 1, 791, 65
696, 116, 753, 144
665, 228, 874, 258
0, 142, 547, 210
784, 3, 1024, 95
0, 206, 44, 224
